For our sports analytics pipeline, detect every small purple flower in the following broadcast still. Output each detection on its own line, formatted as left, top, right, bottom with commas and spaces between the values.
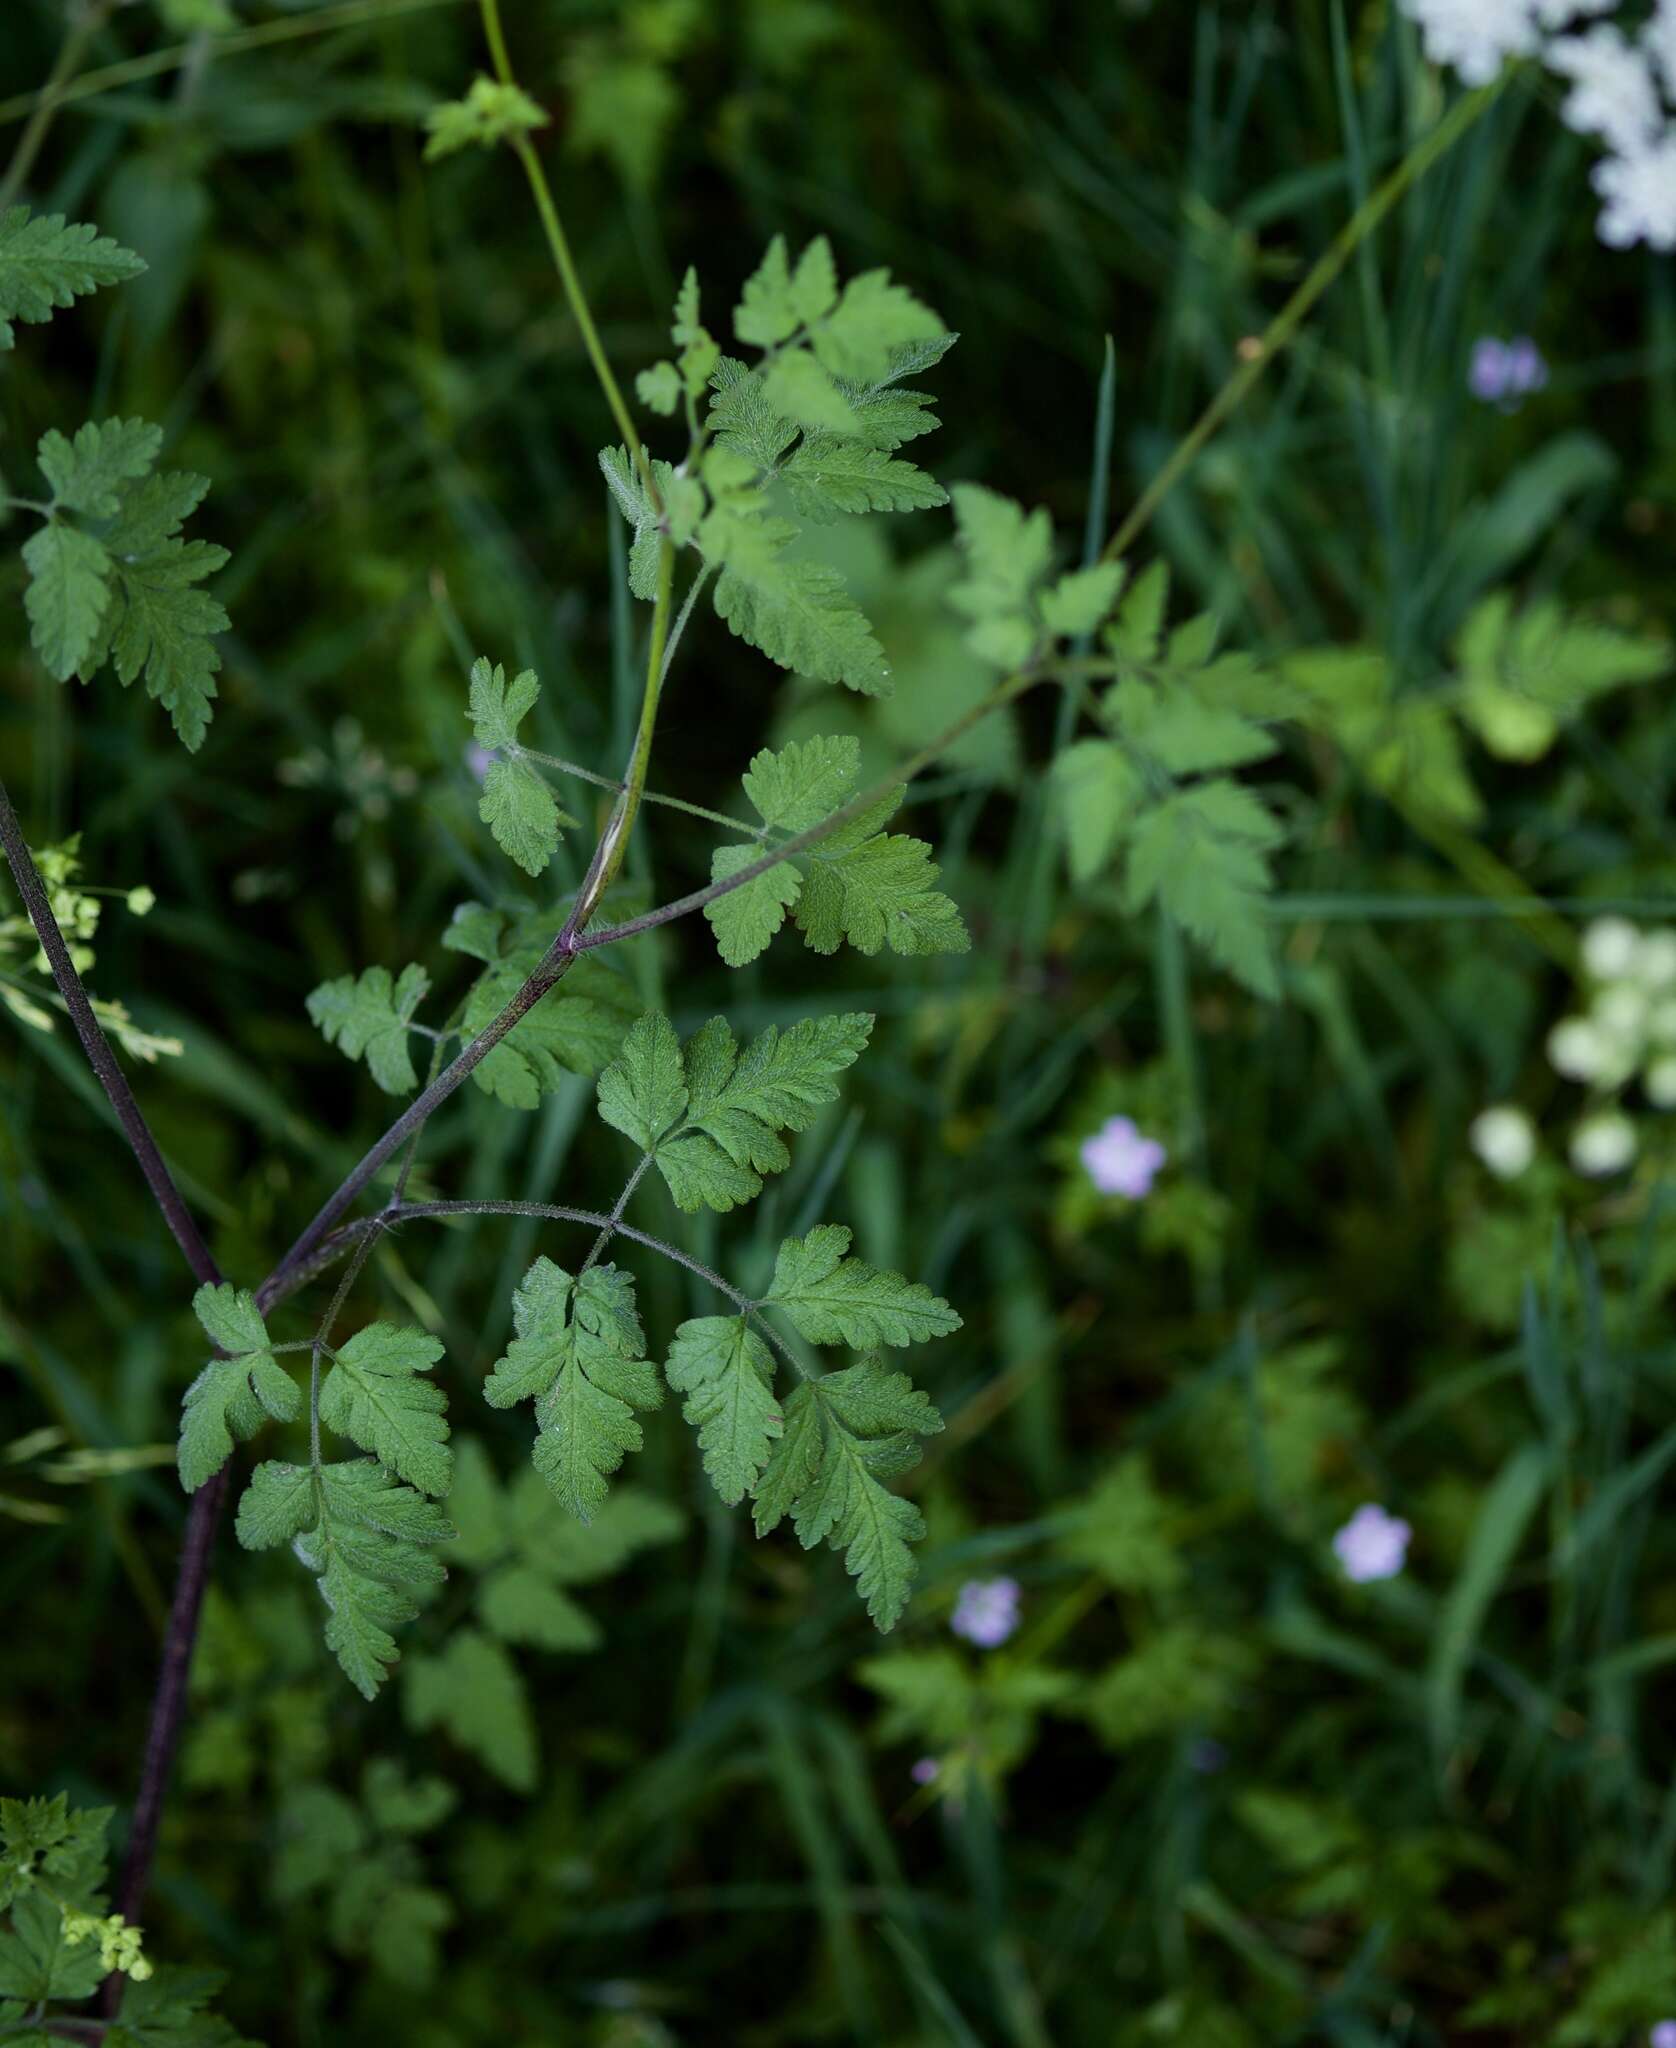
950, 1577, 1021, 1649
1468, 335, 1548, 409
465, 742, 495, 784
1332, 1504, 1411, 1584
1080, 1116, 1167, 1199
910, 1757, 941, 1786
1651, 2025, 1676, 2048
1188, 1738, 1227, 1775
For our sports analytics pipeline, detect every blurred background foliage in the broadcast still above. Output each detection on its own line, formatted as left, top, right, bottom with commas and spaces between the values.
7, 1, 1676, 2042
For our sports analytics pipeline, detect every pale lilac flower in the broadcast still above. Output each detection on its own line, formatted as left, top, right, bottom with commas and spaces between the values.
1332, 1504, 1411, 1583
910, 1757, 941, 1785
1650, 2023, 1676, 2048
465, 742, 495, 783
1080, 1116, 1167, 1199
950, 1577, 1021, 1649
1468, 336, 1548, 407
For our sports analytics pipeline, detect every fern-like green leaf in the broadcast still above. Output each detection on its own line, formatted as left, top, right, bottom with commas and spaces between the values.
483, 1259, 661, 1521
37, 418, 161, 519
1122, 781, 1283, 999
306, 963, 430, 1094
705, 736, 968, 966
319, 1322, 451, 1498
752, 1361, 944, 1630
403, 1627, 537, 1790
22, 523, 110, 681
666, 1316, 782, 1507
0, 206, 144, 348
235, 1458, 452, 1699
177, 1284, 300, 1493
764, 1225, 962, 1348
594, 1010, 872, 1214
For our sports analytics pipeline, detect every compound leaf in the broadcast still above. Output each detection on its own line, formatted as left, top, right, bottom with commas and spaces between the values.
178, 1285, 299, 1493
666, 1315, 782, 1507
484, 1259, 660, 1521
22, 522, 110, 681
236, 1458, 451, 1698
765, 1225, 962, 1348
307, 963, 430, 1094
37, 417, 161, 519
0, 206, 144, 348
319, 1323, 451, 1498
752, 1361, 944, 1629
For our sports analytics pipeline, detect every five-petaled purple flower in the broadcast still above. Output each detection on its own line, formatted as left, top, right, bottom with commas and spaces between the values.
1080, 1116, 1167, 1199
1469, 335, 1548, 408
950, 1577, 1022, 1648
1650, 2024, 1676, 2048
910, 1757, 941, 1786
1332, 1504, 1412, 1583
465, 742, 495, 784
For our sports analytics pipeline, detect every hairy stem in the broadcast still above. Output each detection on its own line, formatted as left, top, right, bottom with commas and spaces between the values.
478, 0, 656, 505
297, 1198, 807, 1374
260, 543, 678, 1307
565, 538, 674, 935
1104, 76, 1503, 562
0, 778, 221, 1287
262, 657, 1043, 1303
514, 744, 758, 836
0, 782, 235, 1936
576, 666, 1043, 950
581, 1154, 652, 1272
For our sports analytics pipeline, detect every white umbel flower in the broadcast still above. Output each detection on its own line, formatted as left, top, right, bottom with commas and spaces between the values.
1594, 133, 1676, 250
1583, 915, 1643, 981
1471, 1104, 1538, 1178
1547, 25, 1664, 153
1571, 1110, 1638, 1175
1401, 0, 1541, 83
1548, 1015, 1611, 1080
1594, 981, 1650, 1046
1533, 0, 1619, 21
1648, 0, 1676, 102
1399, 0, 1676, 252
1636, 932, 1676, 990
1647, 1055, 1676, 1107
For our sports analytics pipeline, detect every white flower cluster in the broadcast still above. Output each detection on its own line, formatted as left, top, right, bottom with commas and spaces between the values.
1400, 0, 1676, 248
1473, 915, 1676, 1182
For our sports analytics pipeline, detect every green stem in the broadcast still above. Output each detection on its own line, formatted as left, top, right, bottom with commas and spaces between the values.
564, 537, 674, 934
581, 1153, 652, 1272
1104, 77, 1504, 562
0, 0, 114, 211
313, 1196, 810, 1376
577, 663, 1046, 952
479, 0, 657, 506
0, 0, 463, 129
514, 742, 757, 837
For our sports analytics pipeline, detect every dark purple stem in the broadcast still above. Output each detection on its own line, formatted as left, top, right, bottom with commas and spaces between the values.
0, 776, 226, 1934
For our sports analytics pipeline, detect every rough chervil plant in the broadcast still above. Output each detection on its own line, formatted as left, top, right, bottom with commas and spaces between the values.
13, 5, 1674, 2039
0, 6, 1224, 1950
